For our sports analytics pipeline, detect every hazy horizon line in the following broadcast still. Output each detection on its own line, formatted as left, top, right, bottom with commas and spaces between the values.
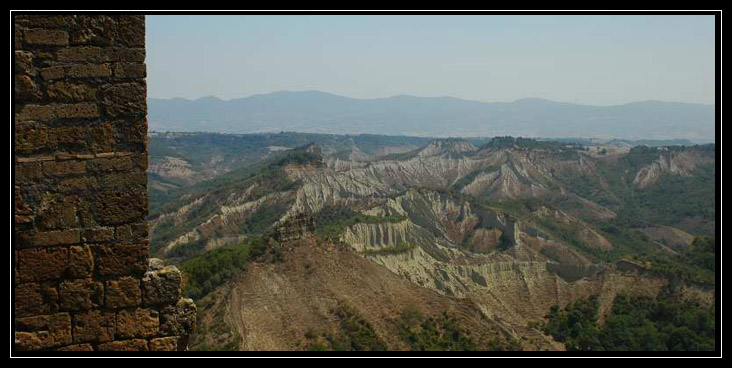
148, 90, 716, 107
147, 130, 716, 144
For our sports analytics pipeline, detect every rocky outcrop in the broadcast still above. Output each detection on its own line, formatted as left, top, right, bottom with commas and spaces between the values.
633, 151, 711, 188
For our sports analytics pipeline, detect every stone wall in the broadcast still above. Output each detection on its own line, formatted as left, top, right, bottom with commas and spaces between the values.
13, 14, 196, 352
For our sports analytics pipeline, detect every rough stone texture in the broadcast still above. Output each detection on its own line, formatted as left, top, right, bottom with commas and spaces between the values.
72, 310, 116, 343
159, 299, 197, 336
15, 313, 73, 350
105, 277, 142, 308
116, 308, 159, 339
141, 266, 182, 306
149, 337, 179, 351
13, 14, 195, 353
98, 339, 149, 351
59, 278, 104, 311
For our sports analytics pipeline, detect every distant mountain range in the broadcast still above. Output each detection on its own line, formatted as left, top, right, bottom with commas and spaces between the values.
148, 91, 715, 141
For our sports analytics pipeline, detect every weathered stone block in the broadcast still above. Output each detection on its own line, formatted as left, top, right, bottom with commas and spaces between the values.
43, 160, 86, 176
18, 229, 81, 248
59, 278, 103, 311
118, 119, 148, 147
68, 245, 94, 278
80, 227, 114, 243
40, 65, 66, 80
14, 51, 35, 75
113, 62, 146, 78
149, 337, 179, 351
56, 46, 105, 62
133, 152, 148, 171
96, 188, 147, 225
69, 15, 117, 46
68, 63, 111, 78
15, 161, 43, 183
46, 81, 97, 102
58, 176, 99, 193
116, 308, 159, 339
14, 313, 72, 350
15, 74, 42, 101
97, 339, 149, 351
159, 298, 197, 337
99, 172, 147, 188
16, 104, 54, 121
49, 125, 87, 149
14, 186, 32, 215
37, 193, 79, 230
57, 343, 95, 351
15, 124, 49, 154
15, 282, 59, 317
24, 28, 69, 45
105, 277, 142, 308
56, 102, 100, 119
90, 157, 134, 172
17, 103, 99, 122
72, 310, 116, 343
99, 82, 146, 118
116, 222, 149, 242
96, 243, 149, 277
21, 15, 74, 28
141, 266, 182, 307
106, 47, 145, 62
116, 16, 145, 47
87, 123, 115, 153
17, 247, 68, 282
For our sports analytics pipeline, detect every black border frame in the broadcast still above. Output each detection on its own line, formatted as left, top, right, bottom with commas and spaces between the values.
9, 8, 722, 358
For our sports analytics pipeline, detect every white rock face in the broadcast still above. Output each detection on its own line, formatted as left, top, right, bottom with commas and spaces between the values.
633, 151, 709, 188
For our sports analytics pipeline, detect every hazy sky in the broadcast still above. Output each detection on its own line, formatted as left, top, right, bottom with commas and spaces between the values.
146, 14, 715, 105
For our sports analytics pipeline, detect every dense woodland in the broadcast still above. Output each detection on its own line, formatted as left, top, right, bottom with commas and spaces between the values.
543, 291, 715, 351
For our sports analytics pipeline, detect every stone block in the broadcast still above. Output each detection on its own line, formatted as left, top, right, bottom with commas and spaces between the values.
15, 282, 59, 317
113, 62, 146, 78
68, 63, 111, 78
68, 245, 94, 278
42, 160, 86, 177
96, 187, 147, 225
14, 313, 72, 350
116, 308, 159, 339
97, 339, 149, 351
149, 337, 179, 351
96, 243, 149, 277
57, 343, 95, 351
105, 277, 142, 309
14, 51, 35, 75
116, 16, 145, 47
69, 15, 117, 46
56, 46, 106, 62
116, 222, 149, 242
18, 229, 81, 248
46, 81, 97, 102
15, 124, 49, 154
59, 278, 103, 311
99, 82, 146, 118
159, 298, 197, 337
80, 227, 114, 243
72, 310, 116, 343
16, 247, 68, 282
141, 266, 182, 307
24, 28, 68, 45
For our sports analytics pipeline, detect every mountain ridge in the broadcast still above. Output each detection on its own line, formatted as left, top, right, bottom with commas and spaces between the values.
149, 91, 715, 141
